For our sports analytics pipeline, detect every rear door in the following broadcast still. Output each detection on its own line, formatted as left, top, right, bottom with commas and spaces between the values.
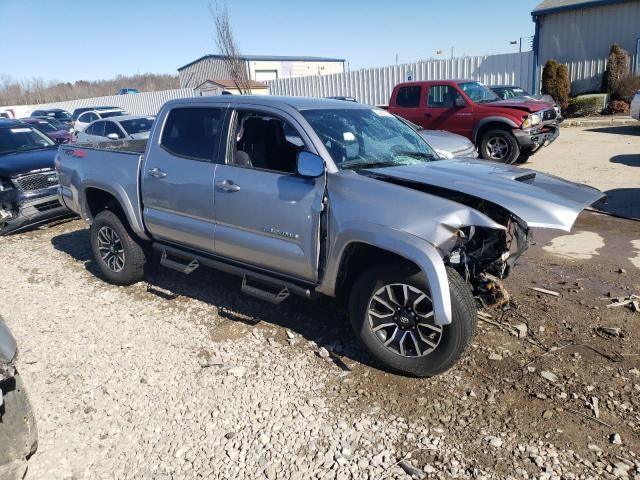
212, 106, 325, 282
425, 84, 474, 138
141, 104, 228, 253
390, 85, 427, 127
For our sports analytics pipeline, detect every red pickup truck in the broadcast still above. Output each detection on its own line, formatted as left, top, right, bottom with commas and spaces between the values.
388, 80, 560, 164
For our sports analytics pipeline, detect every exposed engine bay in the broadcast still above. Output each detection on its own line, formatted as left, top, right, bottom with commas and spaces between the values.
364, 173, 533, 305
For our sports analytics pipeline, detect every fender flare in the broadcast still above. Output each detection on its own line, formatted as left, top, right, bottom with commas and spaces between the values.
80, 181, 150, 241
472, 116, 519, 144
318, 224, 453, 326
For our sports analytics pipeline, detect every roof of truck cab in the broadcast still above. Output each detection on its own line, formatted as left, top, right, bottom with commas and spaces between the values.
164, 95, 373, 111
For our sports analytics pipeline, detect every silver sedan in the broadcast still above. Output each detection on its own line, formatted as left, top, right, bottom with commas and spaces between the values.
76, 115, 155, 144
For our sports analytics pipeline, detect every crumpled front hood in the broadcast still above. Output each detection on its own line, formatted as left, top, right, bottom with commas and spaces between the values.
0, 147, 57, 177
483, 100, 550, 113
369, 159, 605, 231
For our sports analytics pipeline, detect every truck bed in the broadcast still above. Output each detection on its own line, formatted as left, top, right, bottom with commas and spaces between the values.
57, 145, 146, 236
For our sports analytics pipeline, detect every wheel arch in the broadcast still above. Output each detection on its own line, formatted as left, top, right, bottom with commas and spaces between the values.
81, 184, 148, 240
472, 117, 519, 144
318, 227, 453, 326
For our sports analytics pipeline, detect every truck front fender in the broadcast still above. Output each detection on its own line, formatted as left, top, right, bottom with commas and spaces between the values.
472, 116, 520, 143
80, 181, 149, 241
317, 223, 453, 326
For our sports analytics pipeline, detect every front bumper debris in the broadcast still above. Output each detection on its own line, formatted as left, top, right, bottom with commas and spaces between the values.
513, 125, 560, 150
0, 187, 72, 236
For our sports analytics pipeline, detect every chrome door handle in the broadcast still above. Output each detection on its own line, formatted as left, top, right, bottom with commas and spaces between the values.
148, 167, 167, 179
216, 180, 240, 192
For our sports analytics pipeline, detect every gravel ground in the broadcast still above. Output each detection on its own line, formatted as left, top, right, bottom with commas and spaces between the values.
2, 211, 640, 479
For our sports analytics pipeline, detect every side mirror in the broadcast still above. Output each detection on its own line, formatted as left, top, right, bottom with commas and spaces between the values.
455, 97, 467, 108
106, 133, 119, 140
296, 151, 325, 178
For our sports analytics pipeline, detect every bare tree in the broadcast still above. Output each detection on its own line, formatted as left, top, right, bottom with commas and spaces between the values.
209, 1, 252, 94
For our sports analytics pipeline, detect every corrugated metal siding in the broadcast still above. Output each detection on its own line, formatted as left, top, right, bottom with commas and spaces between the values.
537, 0, 640, 93
265, 52, 534, 105
6, 89, 198, 116
179, 58, 234, 88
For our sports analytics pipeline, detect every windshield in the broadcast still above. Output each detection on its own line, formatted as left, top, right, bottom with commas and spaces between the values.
459, 82, 499, 103
51, 111, 72, 120
32, 122, 56, 133
0, 126, 56, 154
120, 117, 154, 134
303, 108, 437, 169
99, 111, 126, 119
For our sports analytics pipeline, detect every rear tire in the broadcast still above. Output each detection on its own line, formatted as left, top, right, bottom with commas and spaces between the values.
348, 264, 477, 377
480, 129, 520, 164
90, 210, 146, 285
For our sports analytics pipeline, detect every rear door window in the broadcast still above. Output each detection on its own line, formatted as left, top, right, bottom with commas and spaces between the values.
104, 121, 124, 138
396, 86, 421, 108
160, 107, 224, 162
87, 121, 105, 137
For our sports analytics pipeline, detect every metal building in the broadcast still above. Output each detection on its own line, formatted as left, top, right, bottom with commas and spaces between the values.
532, 0, 640, 94
178, 54, 345, 89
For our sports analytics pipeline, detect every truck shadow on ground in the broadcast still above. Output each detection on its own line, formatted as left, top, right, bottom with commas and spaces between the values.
50, 228, 373, 373
593, 188, 640, 220
610, 153, 640, 167
584, 125, 639, 136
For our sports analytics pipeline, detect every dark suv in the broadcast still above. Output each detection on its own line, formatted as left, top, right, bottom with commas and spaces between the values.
0, 119, 70, 234
30, 108, 73, 130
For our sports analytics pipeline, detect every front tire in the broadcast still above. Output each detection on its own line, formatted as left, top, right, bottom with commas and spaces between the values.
90, 210, 147, 285
349, 264, 477, 377
480, 129, 520, 164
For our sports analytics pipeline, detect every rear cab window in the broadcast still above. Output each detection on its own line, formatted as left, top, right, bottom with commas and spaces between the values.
160, 107, 224, 161
395, 86, 422, 108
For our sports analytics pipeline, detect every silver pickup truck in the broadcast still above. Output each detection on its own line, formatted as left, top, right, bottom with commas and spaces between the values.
57, 96, 603, 377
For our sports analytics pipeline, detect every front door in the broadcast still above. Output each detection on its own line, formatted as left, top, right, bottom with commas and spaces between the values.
425, 84, 475, 138
213, 108, 325, 282
141, 105, 227, 253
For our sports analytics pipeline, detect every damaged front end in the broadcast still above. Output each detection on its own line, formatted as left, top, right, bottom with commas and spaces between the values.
0, 171, 70, 235
445, 214, 531, 306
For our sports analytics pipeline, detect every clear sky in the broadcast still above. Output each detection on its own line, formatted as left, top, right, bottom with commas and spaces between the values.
0, 0, 541, 83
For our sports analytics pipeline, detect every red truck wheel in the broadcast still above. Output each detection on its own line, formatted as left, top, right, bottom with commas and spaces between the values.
480, 130, 520, 164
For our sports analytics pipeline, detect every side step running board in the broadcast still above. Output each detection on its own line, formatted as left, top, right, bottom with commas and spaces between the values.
152, 242, 316, 302
241, 275, 290, 304
160, 250, 199, 274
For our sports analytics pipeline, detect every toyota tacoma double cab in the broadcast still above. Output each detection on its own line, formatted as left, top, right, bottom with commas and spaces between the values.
388, 80, 560, 164
57, 96, 602, 377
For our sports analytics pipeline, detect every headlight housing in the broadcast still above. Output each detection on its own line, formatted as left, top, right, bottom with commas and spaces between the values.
522, 113, 542, 129
0, 177, 14, 192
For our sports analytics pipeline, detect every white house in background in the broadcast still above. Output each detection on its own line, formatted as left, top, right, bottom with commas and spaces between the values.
178, 54, 346, 88
195, 79, 270, 96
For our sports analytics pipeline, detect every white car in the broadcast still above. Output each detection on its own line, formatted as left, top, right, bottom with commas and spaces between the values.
73, 108, 127, 132
75, 115, 155, 144
631, 90, 640, 121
